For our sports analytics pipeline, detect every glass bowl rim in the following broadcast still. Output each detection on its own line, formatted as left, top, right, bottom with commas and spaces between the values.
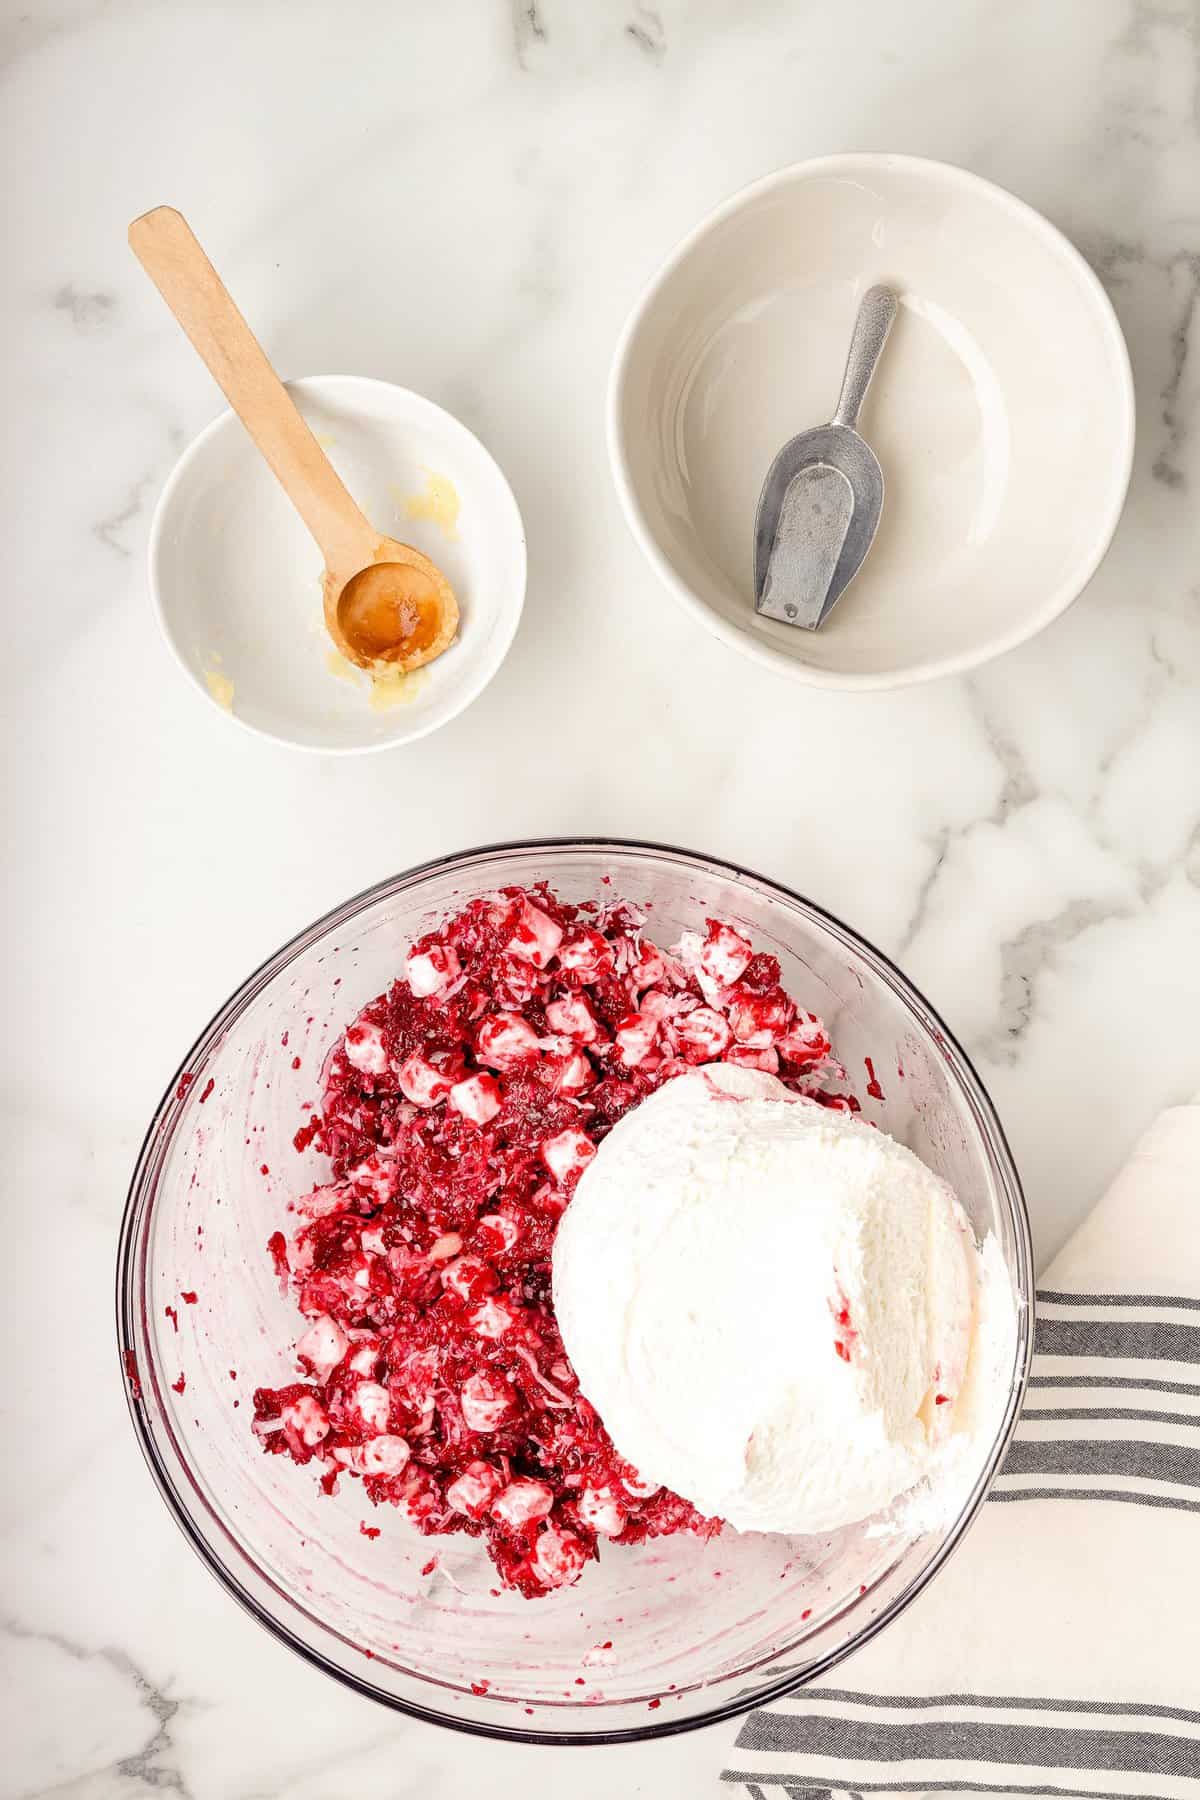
115, 834, 1035, 1746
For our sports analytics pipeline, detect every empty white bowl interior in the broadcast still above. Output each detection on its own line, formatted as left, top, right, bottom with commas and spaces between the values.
151, 376, 525, 751
612, 157, 1133, 683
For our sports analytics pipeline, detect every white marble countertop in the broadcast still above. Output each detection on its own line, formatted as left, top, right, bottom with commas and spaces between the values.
6, 1, 1200, 1793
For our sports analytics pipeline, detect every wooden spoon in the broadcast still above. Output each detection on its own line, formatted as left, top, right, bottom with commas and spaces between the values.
129, 206, 458, 673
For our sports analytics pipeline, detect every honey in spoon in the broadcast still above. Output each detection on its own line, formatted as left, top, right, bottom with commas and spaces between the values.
328, 542, 458, 672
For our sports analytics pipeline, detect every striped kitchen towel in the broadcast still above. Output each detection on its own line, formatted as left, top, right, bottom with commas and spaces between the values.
723, 1098, 1200, 1800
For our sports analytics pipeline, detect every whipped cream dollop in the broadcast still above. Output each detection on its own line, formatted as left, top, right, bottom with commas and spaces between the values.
553, 1065, 1015, 1537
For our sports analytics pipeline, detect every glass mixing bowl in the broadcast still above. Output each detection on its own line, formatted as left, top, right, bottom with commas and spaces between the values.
116, 839, 1033, 1743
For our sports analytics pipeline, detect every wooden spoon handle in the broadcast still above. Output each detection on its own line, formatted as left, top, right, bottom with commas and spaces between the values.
129, 206, 375, 573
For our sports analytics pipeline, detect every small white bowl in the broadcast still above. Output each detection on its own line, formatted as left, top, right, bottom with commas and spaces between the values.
608, 154, 1135, 690
150, 375, 526, 752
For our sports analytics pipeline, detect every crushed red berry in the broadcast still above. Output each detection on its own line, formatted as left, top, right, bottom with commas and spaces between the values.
253, 887, 839, 1597
266, 1232, 289, 1287
294, 1116, 323, 1154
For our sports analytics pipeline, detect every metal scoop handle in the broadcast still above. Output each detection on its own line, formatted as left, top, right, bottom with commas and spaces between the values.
832, 285, 899, 428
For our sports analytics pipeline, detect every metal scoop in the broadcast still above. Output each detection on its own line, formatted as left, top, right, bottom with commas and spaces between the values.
754, 285, 898, 630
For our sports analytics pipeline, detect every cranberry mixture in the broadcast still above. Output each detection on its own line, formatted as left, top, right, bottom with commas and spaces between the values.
254, 886, 841, 1596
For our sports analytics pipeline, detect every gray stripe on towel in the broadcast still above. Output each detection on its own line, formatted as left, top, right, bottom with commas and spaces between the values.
989, 1487, 1200, 1515
1003, 1436, 1200, 1488
805, 1693, 1200, 1727
1028, 1377, 1200, 1398
1022, 1409, 1200, 1428
734, 1712, 1200, 1777
1034, 1317, 1200, 1364
722, 1778, 1178, 1799
1037, 1292, 1200, 1312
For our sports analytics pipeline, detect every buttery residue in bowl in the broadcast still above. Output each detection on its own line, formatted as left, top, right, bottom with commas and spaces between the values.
400, 470, 460, 540
204, 658, 235, 711
323, 646, 428, 711
368, 662, 429, 711
325, 648, 362, 685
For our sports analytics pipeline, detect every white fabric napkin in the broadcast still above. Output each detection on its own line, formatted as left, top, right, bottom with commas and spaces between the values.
723, 1101, 1200, 1800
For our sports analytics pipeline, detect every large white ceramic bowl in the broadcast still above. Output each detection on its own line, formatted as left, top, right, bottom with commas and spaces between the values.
150, 375, 526, 753
608, 154, 1135, 689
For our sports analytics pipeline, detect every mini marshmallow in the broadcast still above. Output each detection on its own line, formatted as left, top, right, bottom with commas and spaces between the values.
296, 1314, 349, 1380
343, 1021, 389, 1075
446, 1461, 503, 1519
545, 994, 601, 1043
676, 1005, 733, 1061
552, 1050, 594, 1096
531, 1523, 588, 1588
448, 1072, 502, 1125
557, 928, 612, 981
505, 899, 564, 968
491, 1479, 554, 1529
476, 1013, 541, 1069
577, 1485, 627, 1538
397, 1054, 453, 1107
281, 1394, 329, 1448
615, 1012, 659, 1068
406, 942, 461, 998
468, 1296, 519, 1339
355, 1381, 392, 1431
541, 1128, 596, 1185
357, 1435, 411, 1477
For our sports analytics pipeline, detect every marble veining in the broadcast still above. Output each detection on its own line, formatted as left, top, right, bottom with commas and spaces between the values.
511, 0, 546, 69
6, 0, 1200, 1794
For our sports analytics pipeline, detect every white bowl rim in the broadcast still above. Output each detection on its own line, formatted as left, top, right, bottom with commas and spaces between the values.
148, 373, 528, 756
606, 152, 1136, 692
